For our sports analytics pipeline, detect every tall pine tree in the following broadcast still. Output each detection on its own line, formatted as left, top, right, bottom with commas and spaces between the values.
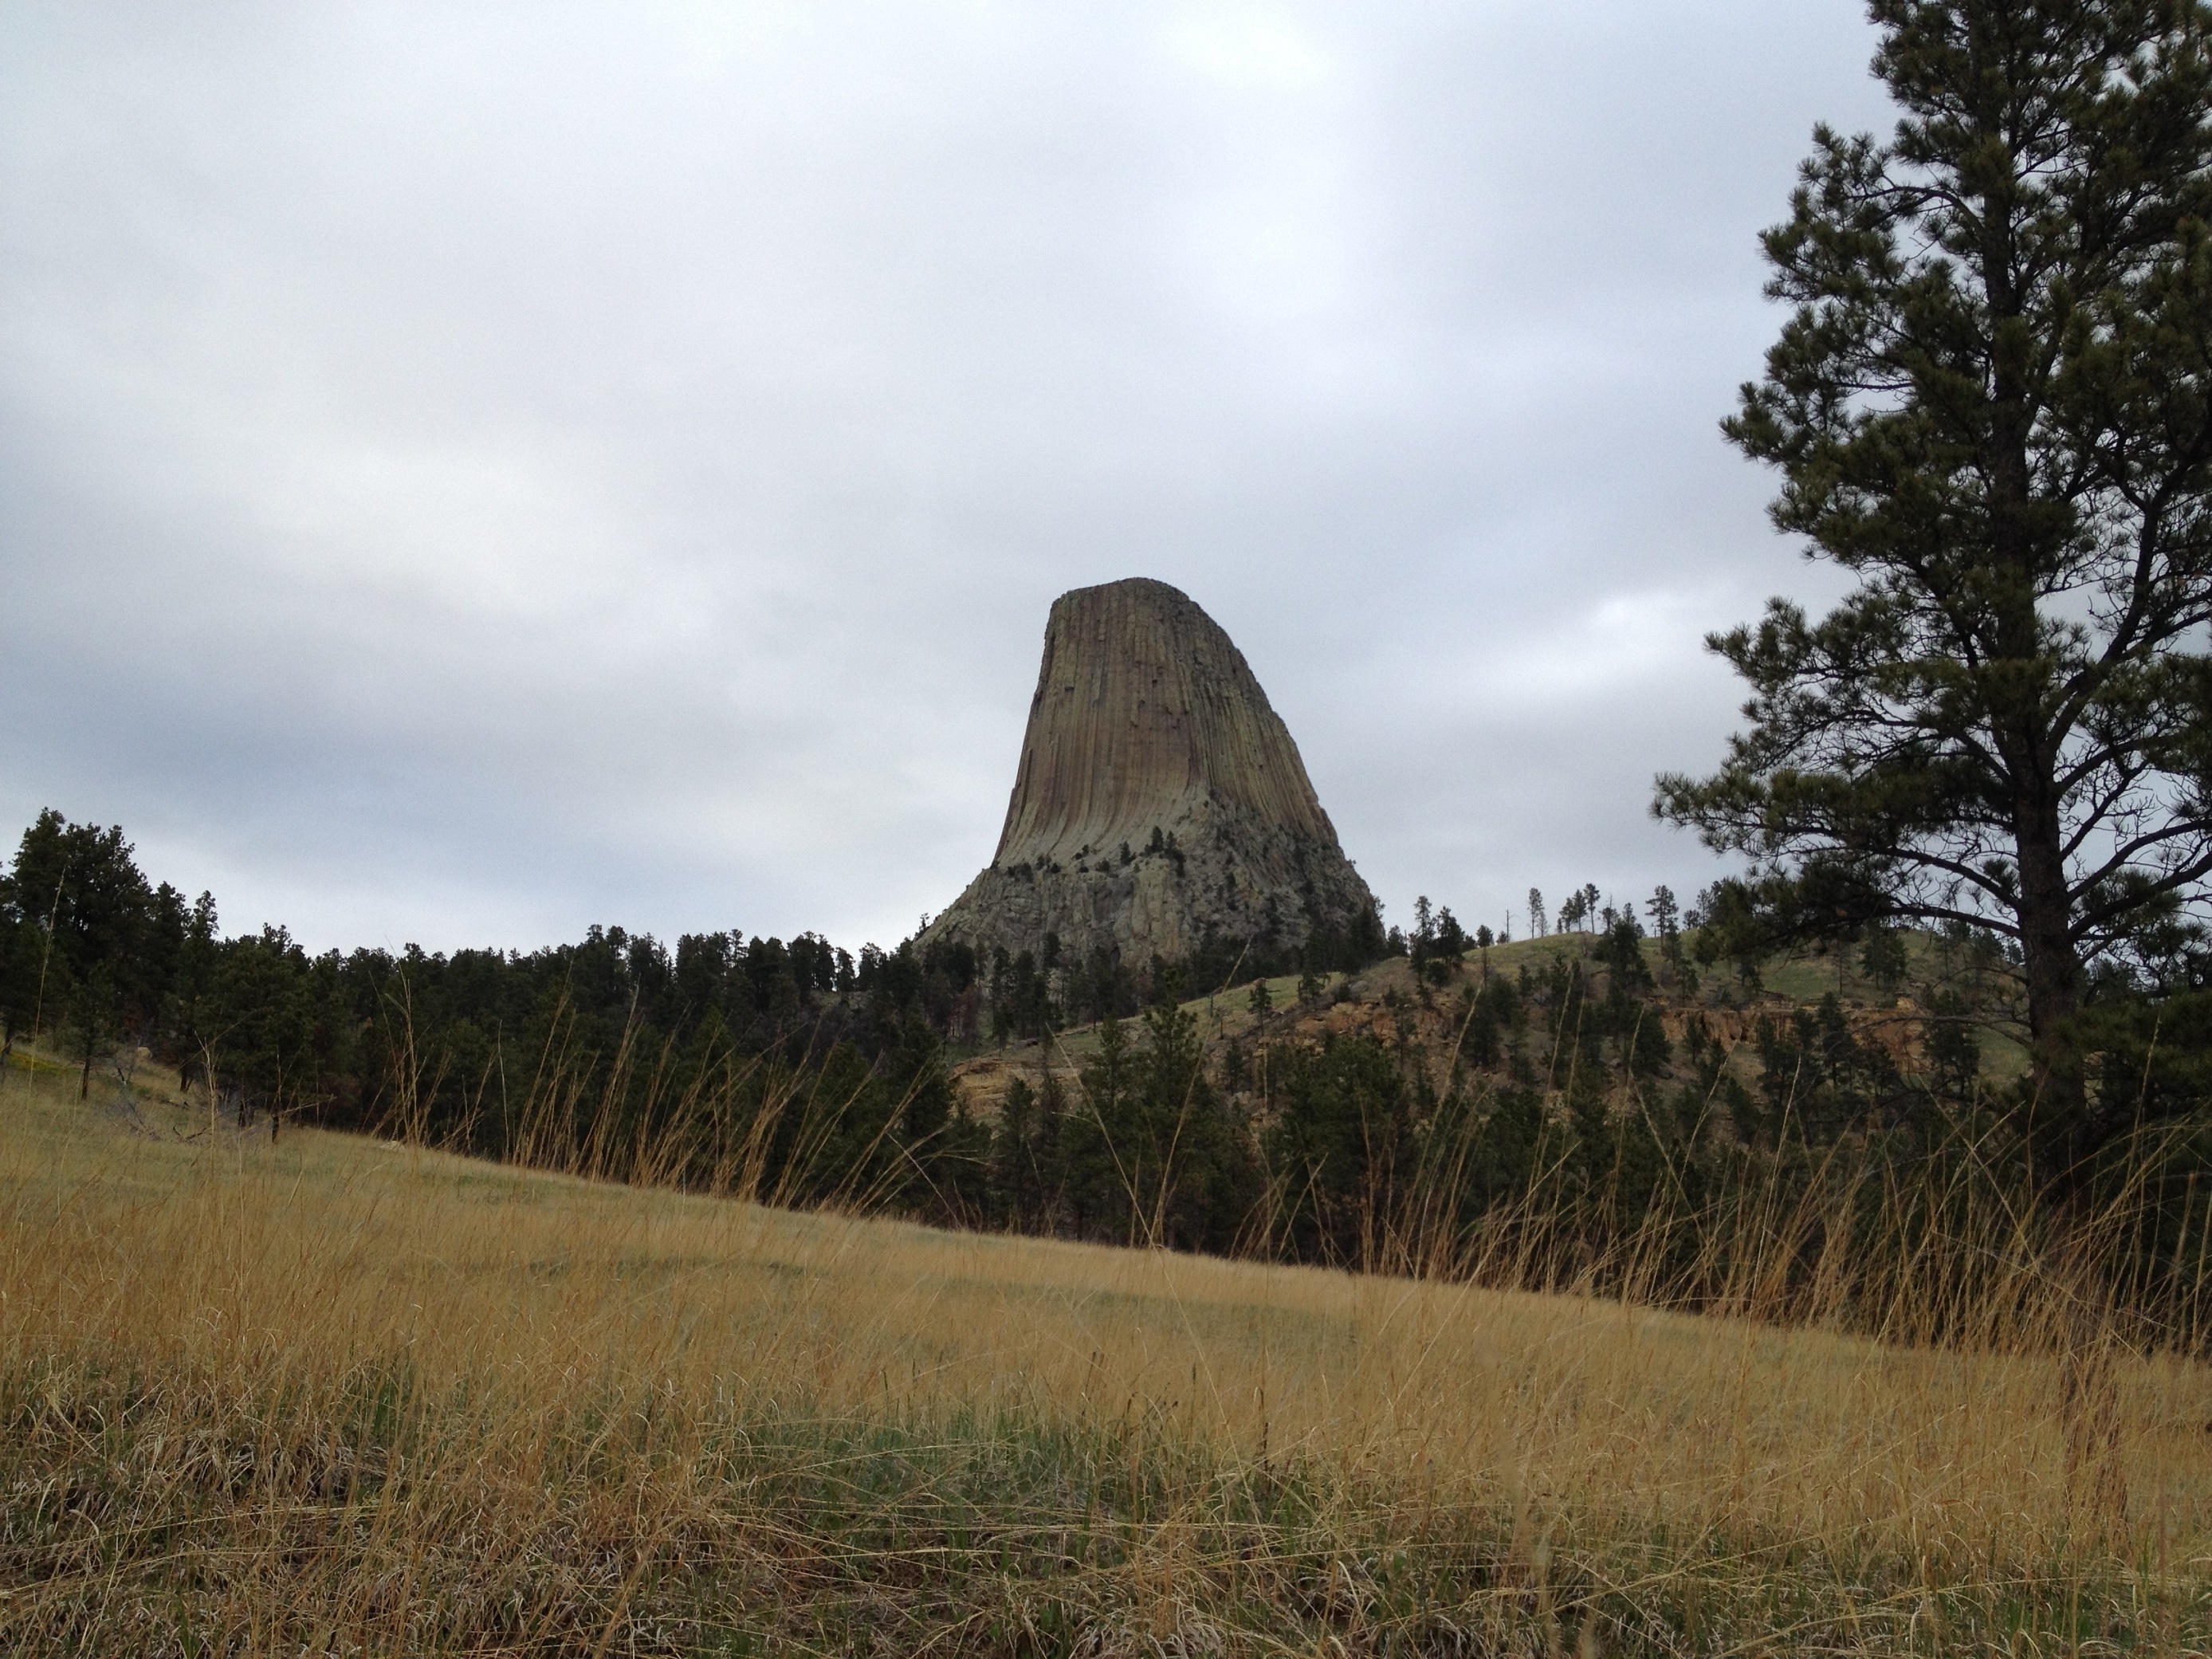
1659, 1, 2212, 1175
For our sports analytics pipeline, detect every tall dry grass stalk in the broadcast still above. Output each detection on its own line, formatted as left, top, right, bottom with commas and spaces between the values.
1377, 1093, 2210, 1358
3, 1056, 2210, 1653
368, 989, 934, 1226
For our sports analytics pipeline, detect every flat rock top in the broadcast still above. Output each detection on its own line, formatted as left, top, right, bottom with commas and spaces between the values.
993, 578, 1337, 866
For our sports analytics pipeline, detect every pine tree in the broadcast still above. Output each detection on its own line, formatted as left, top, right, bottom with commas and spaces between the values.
1647, 884, 1687, 983
1861, 925, 1911, 994
1062, 1012, 1134, 1238
1659, 2, 2212, 1172
991, 1075, 1040, 1228
65, 965, 115, 1101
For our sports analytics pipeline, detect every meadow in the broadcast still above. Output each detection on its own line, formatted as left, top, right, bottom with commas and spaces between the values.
4, 1044, 2210, 1655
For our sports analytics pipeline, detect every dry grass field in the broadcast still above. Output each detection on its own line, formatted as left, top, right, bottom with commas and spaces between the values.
4, 1048, 2210, 1653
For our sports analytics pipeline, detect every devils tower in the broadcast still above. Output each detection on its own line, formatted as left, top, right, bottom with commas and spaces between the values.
924, 578, 1375, 969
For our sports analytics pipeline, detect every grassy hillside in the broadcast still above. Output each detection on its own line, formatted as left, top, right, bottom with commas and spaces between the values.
954, 926, 2026, 1127
3, 1044, 2209, 1653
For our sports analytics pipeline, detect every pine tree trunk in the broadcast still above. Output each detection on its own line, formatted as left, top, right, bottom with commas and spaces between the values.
1974, 115, 2092, 1172
2015, 798, 2088, 1171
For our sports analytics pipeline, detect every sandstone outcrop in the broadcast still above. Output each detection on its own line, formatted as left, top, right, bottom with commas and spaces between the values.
923, 578, 1376, 968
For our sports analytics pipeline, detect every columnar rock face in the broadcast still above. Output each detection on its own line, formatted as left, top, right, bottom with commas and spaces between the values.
923, 578, 1375, 967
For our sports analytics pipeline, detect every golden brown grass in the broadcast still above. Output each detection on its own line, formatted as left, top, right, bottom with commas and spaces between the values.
4, 1052, 2210, 1653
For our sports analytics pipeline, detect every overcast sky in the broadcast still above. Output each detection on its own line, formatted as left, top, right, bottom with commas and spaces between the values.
0, 2, 1897, 957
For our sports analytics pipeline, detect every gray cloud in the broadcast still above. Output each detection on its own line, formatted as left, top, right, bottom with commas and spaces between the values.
1, 1, 1894, 953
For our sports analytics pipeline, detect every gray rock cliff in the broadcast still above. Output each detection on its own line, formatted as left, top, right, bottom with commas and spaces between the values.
923, 578, 1375, 967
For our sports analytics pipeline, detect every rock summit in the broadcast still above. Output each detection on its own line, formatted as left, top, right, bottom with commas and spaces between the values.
923, 578, 1376, 969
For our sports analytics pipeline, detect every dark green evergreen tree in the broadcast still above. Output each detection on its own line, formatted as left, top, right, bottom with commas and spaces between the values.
988, 1068, 1067, 1231
1132, 995, 1254, 1252
0, 906, 41, 1074
64, 964, 116, 1101
1657, 1, 2212, 1176
1434, 906, 1469, 966
886, 1016, 948, 1145
991, 1074, 1039, 1228
1263, 1035, 1409, 1267
1861, 925, 1911, 993
2, 811, 183, 1043
1062, 1012, 1135, 1239
1646, 885, 1687, 985
206, 926, 318, 1125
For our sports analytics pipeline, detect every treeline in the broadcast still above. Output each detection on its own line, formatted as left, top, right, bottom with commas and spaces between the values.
1233, 902, 2212, 1346
977, 898, 1389, 1045
0, 812, 1390, 1227
9, 808, 2212, 1342
0, 813, 995, 1214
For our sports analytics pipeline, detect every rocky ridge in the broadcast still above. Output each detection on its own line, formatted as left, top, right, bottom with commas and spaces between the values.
949, 934, 1955, 1124
924, 578, 1375, 967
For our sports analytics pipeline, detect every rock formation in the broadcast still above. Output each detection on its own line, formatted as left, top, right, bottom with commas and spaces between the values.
923, 578, 1376, 969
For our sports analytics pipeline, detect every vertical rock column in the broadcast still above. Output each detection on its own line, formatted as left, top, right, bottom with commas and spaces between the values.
925, 578, 1375, 966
